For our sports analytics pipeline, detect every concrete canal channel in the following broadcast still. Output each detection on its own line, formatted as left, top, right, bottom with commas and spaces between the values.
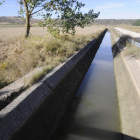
55, 31, 121, 140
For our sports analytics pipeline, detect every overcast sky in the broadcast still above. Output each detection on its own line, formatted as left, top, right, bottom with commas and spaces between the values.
0, 0, 140, 19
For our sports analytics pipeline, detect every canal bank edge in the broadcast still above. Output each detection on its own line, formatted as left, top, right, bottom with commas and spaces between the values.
0, 29, 107, 140
111, 31, 140, 140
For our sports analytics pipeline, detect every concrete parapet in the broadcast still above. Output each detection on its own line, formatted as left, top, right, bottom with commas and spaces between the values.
0, 29, 107, 140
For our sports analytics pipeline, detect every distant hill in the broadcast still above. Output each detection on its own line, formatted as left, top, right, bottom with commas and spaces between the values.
92, 19, 137, 25
0, 16, 138, 26
132, 20, 140, 26
0, 16, 42, 25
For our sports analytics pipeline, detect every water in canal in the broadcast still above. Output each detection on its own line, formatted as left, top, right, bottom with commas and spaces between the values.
56, 32, 121, 140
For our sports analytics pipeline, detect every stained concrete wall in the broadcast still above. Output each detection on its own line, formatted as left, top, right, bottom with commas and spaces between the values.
0, 29, 107, 140
112, 33, 140, 140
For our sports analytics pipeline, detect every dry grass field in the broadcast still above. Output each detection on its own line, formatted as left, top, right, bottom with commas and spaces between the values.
0, 25, 105, 36
116, 25, 140, 33
0, 25, 106, 89
0, 22, 10, 25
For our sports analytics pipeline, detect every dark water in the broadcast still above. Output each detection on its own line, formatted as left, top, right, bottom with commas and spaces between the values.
56, 32, 121, 140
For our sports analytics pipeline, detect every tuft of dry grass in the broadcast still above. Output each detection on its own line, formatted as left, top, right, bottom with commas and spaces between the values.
123, 42, 140, 58
0, 27, 105, 89
24, 65, 54, 88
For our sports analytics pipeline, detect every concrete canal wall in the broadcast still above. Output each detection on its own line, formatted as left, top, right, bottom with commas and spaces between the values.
0, 29, 107, 140
112, 32, 140, 140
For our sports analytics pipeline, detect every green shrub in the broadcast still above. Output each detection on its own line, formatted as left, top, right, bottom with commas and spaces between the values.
132, 20, 140, 26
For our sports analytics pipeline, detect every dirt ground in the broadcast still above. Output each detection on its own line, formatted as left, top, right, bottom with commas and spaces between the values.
115, 27, 140, 38
116, 25, 140, 34
0, 25, 106, 37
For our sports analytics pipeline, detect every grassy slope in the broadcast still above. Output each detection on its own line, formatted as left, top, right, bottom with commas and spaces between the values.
0, 26, 106, 89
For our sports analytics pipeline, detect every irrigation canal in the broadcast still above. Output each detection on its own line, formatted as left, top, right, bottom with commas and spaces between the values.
56, 31, 121, 140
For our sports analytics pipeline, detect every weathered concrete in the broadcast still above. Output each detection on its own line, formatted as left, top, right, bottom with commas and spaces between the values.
0, 29, 107, 140
0, 66, 44, 110
125, 56, 140, 94
114, 54, 140, 140
112, 32, 140, 140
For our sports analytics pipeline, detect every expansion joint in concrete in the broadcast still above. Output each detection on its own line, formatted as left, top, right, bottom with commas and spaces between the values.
43, 81, 66, 104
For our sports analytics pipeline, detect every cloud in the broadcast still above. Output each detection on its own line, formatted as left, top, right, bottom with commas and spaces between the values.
97, 2, 126, 11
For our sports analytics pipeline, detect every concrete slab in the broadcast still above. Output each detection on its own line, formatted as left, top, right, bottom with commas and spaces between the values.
0, 82, 51, 140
